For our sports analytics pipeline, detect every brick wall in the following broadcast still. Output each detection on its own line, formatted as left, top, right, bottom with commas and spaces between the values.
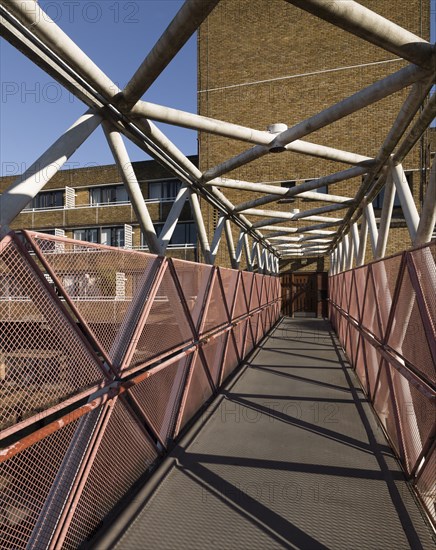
198, 0, 431, 269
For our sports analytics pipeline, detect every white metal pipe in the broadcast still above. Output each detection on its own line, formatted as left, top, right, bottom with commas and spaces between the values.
390, 162, 420, 242
188, 190, 212, 264
216, 172, 358, 202
333, 78, 433, 246
357, 216, 368, 266
375, 172, 396, 259
235, 230, 245, 267
103, 122, 160, 255
291, 202, 352, 220
284, 0, 434, 68
210, 216, 225, 265
235, 192, 354, 213
351, 223, 360, 265
394, 93, 436, 164
347, 234, 355, 270
202, 64, 429, 182
5, 0, 121, 99
243, 233, 253, 272
343, 235, 350, 270
120, 0, 220, 109
224, 219, 238, 269
158, 186, 190, 254
242, 209, 343, 223
414, 155, 436, 246
0, 110, 101, 233
131, 101, 374, 165
261, 226, 335, 236
365, 204, 379, 256
136, 118, 273, 255
296, 191, 353, 203
341, 240, 347, 272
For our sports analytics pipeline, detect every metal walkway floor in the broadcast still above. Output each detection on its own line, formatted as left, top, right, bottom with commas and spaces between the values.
93, 318, 435, 550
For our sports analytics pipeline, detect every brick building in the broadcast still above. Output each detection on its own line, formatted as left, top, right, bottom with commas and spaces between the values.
0, 157, 199, 262
197, 0, 433, 271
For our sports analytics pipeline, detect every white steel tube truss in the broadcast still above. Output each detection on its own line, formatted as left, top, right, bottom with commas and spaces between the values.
1, 0, 434, 268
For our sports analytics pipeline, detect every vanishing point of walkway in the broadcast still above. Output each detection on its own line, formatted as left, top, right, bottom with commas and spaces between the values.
93, 318, 435, 550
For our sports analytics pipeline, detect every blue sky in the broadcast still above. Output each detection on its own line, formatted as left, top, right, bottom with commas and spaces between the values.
0, 1, 197, 177
0, 1, 435, 177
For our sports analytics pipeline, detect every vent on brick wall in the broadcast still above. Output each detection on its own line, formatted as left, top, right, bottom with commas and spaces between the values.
65, 187, 75, 209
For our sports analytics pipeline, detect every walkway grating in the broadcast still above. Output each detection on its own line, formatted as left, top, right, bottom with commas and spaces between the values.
93, 318, 435, 550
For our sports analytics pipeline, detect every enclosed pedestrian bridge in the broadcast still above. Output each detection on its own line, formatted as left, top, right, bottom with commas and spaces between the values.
0, 0, 435, 548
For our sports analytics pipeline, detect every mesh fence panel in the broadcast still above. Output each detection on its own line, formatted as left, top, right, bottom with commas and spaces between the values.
26, 232, 158, 365
373, 363, 400, 457
415, 451, 436, 524
1, 231, 281, 546
241, 272, 254, 312
390, 366, 435, 475
387, 263, 435, 386
371, 254, 403, 335
171, 259, 213, 330
62, 400, 158, 549
409, 244, 436, 331
329, 243, 435, 525
0, 420, 80, 549
233, 277, 248, 320
201, 333, 227, 386
360, 268, 383, 340
127, 356, 190, 446
233, 320, 246, 360
218, 267, 239, 319
342, 271, 352, 311
0, 235, 106, 432
251, 275, 261, 310
221, 331, 240, 383
176, 353, 214, 434
126, 266, 194, 370
348, 272, 359, 322
353, 266, 367, 323
354, 335, 368, 393
201, 273, 230, 335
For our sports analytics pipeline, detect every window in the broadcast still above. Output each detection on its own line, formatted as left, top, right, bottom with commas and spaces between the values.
73, 226, 125, 247
100, 227, 125, 247
371, 172, 413, 210
141, 222, 197, 247
26, 190, 63, 209
89, 184, 129, 205
148, 180, 182, 200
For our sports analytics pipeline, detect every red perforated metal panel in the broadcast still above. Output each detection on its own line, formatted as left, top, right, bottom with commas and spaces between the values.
26, 232, 158, 366
62, 400, 158, 549
126, 266, 194, 370
415, 451, 435, 524
0, 420, 80, 549
176, 353, 214, 435
0, 235, 106, 433
329, 242, 435, 525
218, 267, 239, 319
220, 331, 240, 383
201, 333, 227, 386
387, 264, 435, 386
201, 271, 230, 335
127, 356, 190, 446
171, 258, 213, 330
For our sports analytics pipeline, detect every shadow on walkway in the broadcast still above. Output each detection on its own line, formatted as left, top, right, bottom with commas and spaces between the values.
91, 318, 435, 550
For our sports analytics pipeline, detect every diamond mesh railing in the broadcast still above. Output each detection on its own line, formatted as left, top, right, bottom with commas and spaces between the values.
0, 231, 281, 548
329, 241, 436, 526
